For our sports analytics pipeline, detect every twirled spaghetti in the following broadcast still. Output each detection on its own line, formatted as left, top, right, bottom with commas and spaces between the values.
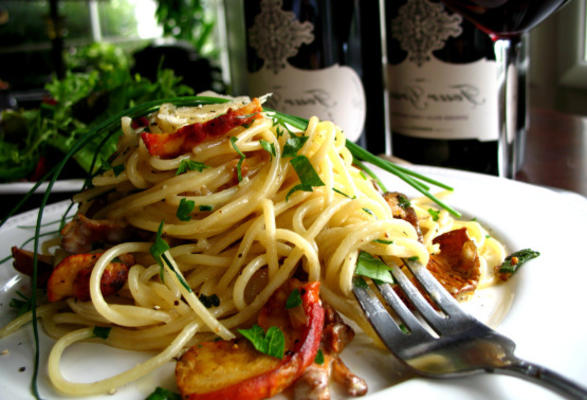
0, 95, 506, 398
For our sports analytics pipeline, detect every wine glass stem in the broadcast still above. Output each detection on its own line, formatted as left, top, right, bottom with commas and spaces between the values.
494, 36, 522, 179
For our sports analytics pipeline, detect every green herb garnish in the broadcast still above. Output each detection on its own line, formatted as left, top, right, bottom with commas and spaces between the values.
9, 291, 33, 317
176, 198, 195, 221
314, 349, 325, 365
260, 139, 276, 159
374, 239, 394, 245
285, 288, 302, 309
151, 221, 170, 282
238, 324, 285, 359
428, 208, 440, 221
355, 251, 394, 284
145, 386, 181, 400
176, 159, 208, 175
499, 249, 540, 274
286, 155, 325, 200
333, 188, 355, 199
282, 134, 309, 157
230, 136, 246, 182
198, 204, 213, 212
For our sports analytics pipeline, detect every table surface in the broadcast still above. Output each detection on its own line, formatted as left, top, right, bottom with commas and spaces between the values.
517, 108, 587, 197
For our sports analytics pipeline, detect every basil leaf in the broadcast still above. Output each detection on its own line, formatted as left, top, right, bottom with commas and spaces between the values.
176, 159, 208, 175
285, 288, 302, 309
353, 276, 369, 289
92, 326, 112, 339
260, 139, 276, 159
355, 251, 394, 284
176, 198, 195, 221
145, 386, 181, 400
499, 248, 540, 274
282, 134, 309, 157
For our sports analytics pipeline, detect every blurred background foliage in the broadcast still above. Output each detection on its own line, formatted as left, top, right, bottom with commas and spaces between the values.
0, 0, 227, 182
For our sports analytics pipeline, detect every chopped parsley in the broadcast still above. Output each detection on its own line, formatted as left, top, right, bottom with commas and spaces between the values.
362, 207, 374, 216
314, 349, 325, 365
428, 208, 440, 221
259, 139, 276, 159
145, 387, 181, 400
397, 194, 411, 209
286, 155, 325, 200
499, 248, 540, 274
374, 239, 394, 245
176, 159, 208, 175
406, 256, 420, 263
198, 204, 213, 212
9, 291, 33, 317
230, 136, 246, 182
92, 326, 112, 339
150, 221, 170, 282
285, 288, 302, 309
176, 198, 195, 221
282, 134, 309, 157
355, 251, 394, 284
238, 324, 285, 359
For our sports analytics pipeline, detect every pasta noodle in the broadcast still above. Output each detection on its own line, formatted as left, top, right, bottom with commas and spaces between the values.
0, 95, 506, 397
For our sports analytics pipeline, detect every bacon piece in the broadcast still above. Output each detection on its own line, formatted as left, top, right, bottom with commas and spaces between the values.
383, 192, 422, 241
426, 227, 480, 299
11, 247, 54, 288
46, 253, 131, 302
141, 99, 263, 158
175, 280, 324, 400
60, 214, 133, 254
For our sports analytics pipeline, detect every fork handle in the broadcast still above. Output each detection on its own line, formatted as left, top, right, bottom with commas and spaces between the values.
496, 358, 587, 399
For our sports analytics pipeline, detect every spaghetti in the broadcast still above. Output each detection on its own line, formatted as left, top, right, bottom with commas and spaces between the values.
0, 95, 506, 397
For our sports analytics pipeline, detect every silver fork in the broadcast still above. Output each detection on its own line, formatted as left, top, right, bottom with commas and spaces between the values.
352, 259, 587, 399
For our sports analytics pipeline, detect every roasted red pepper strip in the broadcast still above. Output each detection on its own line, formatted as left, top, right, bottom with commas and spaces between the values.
175, 280, 324, 400
141, 98, 263, 158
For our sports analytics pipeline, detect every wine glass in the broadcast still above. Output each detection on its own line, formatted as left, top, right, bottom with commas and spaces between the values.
438, 0, 569, 178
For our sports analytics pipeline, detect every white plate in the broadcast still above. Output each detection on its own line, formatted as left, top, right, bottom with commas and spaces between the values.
0, 179, 85, 194
0, 165, 586, 400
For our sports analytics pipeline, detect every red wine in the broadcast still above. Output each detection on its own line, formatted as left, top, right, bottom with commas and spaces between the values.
441, 0, 569, 38
387, 0, 519, 175
243, 0, 388, 154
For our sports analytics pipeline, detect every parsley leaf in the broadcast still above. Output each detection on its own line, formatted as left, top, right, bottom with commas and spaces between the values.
282, 134, 309, 157
176, 159, 208, 175
286, 155, 325, 200
145, 386, 181, 400
176, 198, 195, 221
238, 324, 285, 359
397, 194, 411, 209
355, 251, 394, 284
314, 349, 325, 365
428, 208, 440, 221
260, 139, 276, 159
285, 288, 302, 309
230, 136, 246, 182
92, 326, 112, 339
374, 239, 394, 245
499, 248, 540, 274
198, 204, 213, 212
9, 291, 33, 317
151, 221, 170, 282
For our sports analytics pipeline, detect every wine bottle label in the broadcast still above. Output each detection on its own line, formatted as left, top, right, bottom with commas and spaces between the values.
248, 64, 366, 142
388, 0, 498, 141
246, 0, 367, 142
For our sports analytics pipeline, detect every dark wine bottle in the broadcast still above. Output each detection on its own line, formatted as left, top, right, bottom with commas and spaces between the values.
243, 0, 388, 154
386, 0, 509, 175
